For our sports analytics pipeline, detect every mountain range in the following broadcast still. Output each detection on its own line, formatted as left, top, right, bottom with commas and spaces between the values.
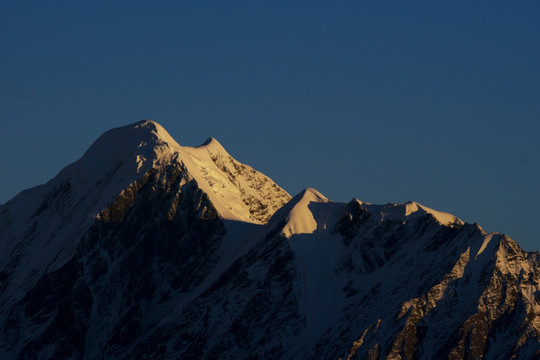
0, 120, 538, 359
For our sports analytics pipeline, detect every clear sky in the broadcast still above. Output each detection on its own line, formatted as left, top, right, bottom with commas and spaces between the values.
1, 1, 539, 251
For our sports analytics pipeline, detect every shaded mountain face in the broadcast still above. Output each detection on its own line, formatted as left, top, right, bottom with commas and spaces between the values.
0, 120, 538, 360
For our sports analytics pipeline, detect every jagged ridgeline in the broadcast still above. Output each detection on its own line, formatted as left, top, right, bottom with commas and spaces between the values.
0, 120, 538, 359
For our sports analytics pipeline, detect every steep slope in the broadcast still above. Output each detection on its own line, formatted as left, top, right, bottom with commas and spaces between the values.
126, 193, 540, 360
0, 121, 538, 360
1, 163, 226, 359
182, 136, 291, 224
330, 199, 540, 360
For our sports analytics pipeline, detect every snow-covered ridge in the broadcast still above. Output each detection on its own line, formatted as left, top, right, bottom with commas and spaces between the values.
270, 189, 464, 239
354, 199, 464, 226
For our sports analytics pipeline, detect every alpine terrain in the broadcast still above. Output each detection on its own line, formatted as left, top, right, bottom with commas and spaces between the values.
0, 120, 538, 360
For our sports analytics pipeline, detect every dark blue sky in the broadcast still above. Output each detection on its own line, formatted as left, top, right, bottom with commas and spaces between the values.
1, 1, 539, 251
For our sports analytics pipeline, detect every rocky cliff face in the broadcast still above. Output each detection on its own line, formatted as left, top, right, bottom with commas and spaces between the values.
0, 121, 538, 359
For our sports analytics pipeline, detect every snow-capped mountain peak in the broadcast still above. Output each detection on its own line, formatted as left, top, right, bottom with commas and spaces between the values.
50, 120, 291, 225
64, 120, 180, 181
269, 187, 336, 237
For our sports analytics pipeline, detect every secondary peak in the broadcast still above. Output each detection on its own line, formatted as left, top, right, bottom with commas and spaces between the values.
298, 187, 329, 202
196, 137, 229, 156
